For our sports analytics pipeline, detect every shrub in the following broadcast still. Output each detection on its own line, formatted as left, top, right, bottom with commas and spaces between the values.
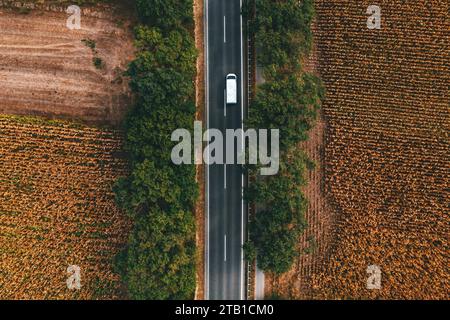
93, 57, 103, 69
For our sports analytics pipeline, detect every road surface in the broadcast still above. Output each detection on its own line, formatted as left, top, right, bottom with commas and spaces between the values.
205, 0, 247, 300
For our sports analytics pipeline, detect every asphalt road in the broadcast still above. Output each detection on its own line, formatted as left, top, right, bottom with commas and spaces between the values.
205, 0, 246, 300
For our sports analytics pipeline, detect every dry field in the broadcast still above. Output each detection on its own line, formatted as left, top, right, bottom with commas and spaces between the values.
0, 115, 131, 299
267, 0, 449, 299
0, 2, 135, 299
0, 2, 134, 125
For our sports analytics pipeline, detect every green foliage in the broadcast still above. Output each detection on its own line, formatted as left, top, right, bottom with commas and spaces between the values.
247, 73, 323, 150
135, 0, 194, 31
245, 0, 315, 71
93, 57, 103, 69
245, 153, 309, 274
113, 1, 198, 300
244, 0, 324, 275
81, 38, 96, 50
114, 160, 197, 217
115, 207, 196, 300
127, 26, 197, 110
249, 218, 299, 274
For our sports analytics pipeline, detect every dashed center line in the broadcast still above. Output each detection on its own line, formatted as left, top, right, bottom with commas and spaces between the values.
224, 234, 227, 262
224, 89, 227, 117
224, 164, 227, 189
224, 16, 226, 43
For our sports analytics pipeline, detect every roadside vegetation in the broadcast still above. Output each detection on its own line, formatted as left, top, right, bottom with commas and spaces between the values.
113, 0, 199, 299
3, 0, 105, 5
243, 0, 324, 274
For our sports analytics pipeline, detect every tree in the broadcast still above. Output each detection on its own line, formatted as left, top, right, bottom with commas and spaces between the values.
124, 100, 195, 164
247, 210, 300, 274
245, 0, 316, 69
135, 0, 194, 31
245, 152, 311, 274
113, 2, 199, 300
247, 73, 323, 150
114, 207, 196, 300
127, 26, 197, 106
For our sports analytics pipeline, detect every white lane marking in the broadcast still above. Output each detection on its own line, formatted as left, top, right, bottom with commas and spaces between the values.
205, 0, 210, 301
224, 234, 227, 262
224, 164, 227, 189
224, 16, 226, 43
224, 89, 227, 117
240, 0, 245, 301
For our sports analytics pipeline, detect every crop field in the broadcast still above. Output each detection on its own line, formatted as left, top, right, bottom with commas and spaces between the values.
266, 0, 449, 299
0, 2, 134, 125
0, 115, 131, 299
311, 0, 449, 299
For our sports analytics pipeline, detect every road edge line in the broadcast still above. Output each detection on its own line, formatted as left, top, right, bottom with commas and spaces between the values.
204, 0, 210, 301
240, 0, 246, 301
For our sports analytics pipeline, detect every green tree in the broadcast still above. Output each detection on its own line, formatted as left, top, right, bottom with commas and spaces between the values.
115, 207, 196, 300
113, 1, 199, 300
247, 209, 300, 274
245, 150, 313, 274
127, 27, 197, 106
136, 0, 194, 31
245, 0, 315, 70
247, 73, 323, 150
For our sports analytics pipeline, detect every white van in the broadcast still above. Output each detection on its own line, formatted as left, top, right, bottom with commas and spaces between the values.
226, 74, 238, 104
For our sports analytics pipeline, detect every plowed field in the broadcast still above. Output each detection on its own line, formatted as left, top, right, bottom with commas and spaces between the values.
0, 3, 134, 125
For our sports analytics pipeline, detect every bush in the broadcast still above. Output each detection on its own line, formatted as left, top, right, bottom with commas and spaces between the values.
93, 57, 103, 69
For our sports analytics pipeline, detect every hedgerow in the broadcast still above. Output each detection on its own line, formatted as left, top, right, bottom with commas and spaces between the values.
113, 1, 198, 299
244, 0, 325, 275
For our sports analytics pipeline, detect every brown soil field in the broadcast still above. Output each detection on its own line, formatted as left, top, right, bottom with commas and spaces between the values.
0, 115, 131, 299
0, 3, 135, 125
267, 1, 449, 299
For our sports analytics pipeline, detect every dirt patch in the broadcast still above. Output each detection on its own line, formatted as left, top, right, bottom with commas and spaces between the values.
0, 4, 135, 126
193, 0, 205, 301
